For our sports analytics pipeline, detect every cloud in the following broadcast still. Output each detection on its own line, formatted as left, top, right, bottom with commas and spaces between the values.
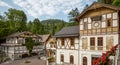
12, 0, 96, 18
0, 0, 12, 8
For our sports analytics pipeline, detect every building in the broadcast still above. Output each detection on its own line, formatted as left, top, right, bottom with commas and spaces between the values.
38, 34, 51, 56
54, 26, 79, 65
77, 2, 120, 65
39, 34, 56, 62
1, 31, 42, 60
46, 37, 56, 63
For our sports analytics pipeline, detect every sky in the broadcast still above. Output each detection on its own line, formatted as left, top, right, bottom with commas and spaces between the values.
0, 0, 97, 22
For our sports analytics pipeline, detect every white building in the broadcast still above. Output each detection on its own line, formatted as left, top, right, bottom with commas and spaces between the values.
77, 2, 120, 65
1, 31, 42, 60
54, 26, 79, 65
55, 2, 120, 65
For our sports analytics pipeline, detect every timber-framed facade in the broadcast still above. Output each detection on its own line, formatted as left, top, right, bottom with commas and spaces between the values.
1, 31, 42, 60
54, 26, 79, 65
77, 2, 120, 65
55, 2, 120, 65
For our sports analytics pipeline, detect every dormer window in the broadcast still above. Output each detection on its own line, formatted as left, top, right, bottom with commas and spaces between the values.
91, 16, 101, 21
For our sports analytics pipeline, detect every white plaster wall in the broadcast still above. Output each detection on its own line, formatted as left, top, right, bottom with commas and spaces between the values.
101, 22, 106, 28
107, 13, 111, 18
80, 19, 83, 24
102, 14, 106, 21
113, 20, 118, 26
88, 17, 91, 23
46, 43, 50, 49
88, 24, 91, 29
84, 18, 87, 22
79, 50, 103, 65
80, 25, 83, 30
75, 38, 79, 49
56, 49, 78, 65
57, 37, 78, 49
79, 34, 119, 65
113, 12, 117, 19
80, 34, 119, 50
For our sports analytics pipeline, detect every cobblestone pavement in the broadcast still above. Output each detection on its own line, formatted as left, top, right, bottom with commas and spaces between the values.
0, 56, 46, 65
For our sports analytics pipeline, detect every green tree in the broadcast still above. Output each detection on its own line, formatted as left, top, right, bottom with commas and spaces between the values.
68, 8, 80, 22
112, 0, 120, 6
0, 16, 10, 38
31, 18, 45, 34
98, 0, 114, 4
5, 8, 27, 32
27, 21, 32, 31
41, 19, 67, 34
25, 37, 34, 56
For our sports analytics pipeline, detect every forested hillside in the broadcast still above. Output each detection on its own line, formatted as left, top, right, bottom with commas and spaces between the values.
0, 8, 79, 39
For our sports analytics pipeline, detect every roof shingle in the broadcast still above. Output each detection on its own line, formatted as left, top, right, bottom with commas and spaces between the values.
54, 26, 79, 37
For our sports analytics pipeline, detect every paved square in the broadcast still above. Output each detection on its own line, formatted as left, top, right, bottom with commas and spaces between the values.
0, 57, 46, 65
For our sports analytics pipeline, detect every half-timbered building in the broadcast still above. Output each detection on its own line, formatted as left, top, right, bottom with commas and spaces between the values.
1, 31, 42, 60
54, 26, 79, 65
46, 37, 56, 62
76, 2, 120, 65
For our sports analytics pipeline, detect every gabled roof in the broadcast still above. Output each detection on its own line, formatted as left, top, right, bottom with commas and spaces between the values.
38, 34, 50, 43
77, 2, 120, 20
54, 26, 79, 37
7, 31, 40, 38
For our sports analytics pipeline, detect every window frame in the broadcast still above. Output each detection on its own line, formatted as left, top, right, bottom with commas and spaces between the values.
70, 38, 74, 46
61, 38, 65, 46
61, 54, 64, 62
106, 18, 112, 27
97, 37, 103, 46
70, 55, 74, 64
90, 37, 95, 46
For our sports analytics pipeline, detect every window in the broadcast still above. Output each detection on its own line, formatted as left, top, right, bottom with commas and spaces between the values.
90, 37, 95, 46
70, 55, 74, 64
90, 37, 95, 50
107, 19, 112, 27
61, 54, 64, 62
97, 37, 103, 46
83, 57, 87, 65
82, 38, 87, 49
91, 16, 101, 21
97, 37, 103, 50
84, 22, 87, 30
70, 38, 74, 46
61, 38, 64, 46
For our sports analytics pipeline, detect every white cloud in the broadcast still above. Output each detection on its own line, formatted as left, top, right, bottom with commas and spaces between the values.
0, 0, 12, 8
12, 0, 96, 18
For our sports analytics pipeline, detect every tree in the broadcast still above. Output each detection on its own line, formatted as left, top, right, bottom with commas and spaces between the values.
27, 21, 32, 31
0, 16, 10, 38
5, 8, 27, 32
112, 0, 120, 6
41, 19, 67, 34
98, 0, 114, 4
68, 8, 80, 22
25, 37, 34, 56
31, 18, 45, 34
